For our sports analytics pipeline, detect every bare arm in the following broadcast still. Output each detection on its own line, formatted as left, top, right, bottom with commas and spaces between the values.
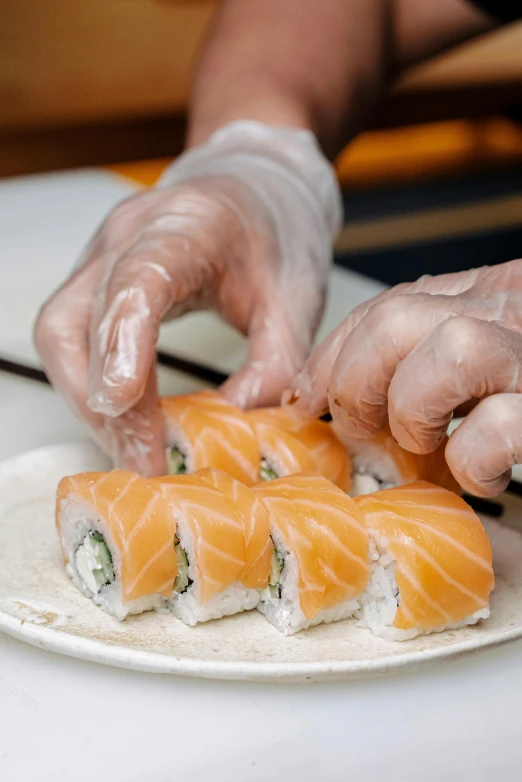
188, 0, 390, 157
392, 0, 497, 70
188, 0, 500, 158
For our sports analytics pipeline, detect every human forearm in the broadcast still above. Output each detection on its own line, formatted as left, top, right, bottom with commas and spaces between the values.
391, 0, 498, 71
188, 0, 504, 155
187, 0, 390, 158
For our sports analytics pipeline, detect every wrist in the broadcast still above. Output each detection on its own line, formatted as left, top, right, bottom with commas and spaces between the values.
158, 120, 343, 244
187, 88, 316, 149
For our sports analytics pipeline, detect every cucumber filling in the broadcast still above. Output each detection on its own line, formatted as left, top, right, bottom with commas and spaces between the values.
167, 446, 187, 475
268, 548, 284, 599
173, 540, 192, 594
260, 458, 279, 482
75, 531, 114, 595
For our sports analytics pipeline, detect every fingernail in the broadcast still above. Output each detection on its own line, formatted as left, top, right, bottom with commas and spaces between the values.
388, 418, 427, 455
219, 372, 262, 409
331, 404, 380, 441
331, 405, 356, 437
87, 389, 127, 418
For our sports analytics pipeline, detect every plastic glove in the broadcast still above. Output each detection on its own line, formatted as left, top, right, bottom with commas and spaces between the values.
34, 121, 342, 476
283, 259, 522, 496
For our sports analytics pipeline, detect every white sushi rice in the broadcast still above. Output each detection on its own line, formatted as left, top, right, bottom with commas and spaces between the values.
170, 514, 260, 625
172, 582, 260, 625
344, 435, 402, 497
165, 420, 196, 474
350, 472, 384, 497
345, 436, 404, 489
356, 531, 490, 641
59, 496, 169, 621
258, 527, 361, 635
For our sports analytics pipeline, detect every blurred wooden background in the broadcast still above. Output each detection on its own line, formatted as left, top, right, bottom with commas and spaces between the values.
1, 1, 522, 183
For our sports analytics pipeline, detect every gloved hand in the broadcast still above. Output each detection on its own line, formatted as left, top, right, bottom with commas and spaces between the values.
34, 121, 342, 476
283, 260, 522, 497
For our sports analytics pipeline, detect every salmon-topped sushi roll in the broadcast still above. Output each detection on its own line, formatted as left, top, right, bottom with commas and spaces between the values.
247, 407, 351, 492
250, 418, 316, 481
354, 481, 494, 641
253, 474, 369, 635
161, 390, 260, 486
159, 475, 260, 624
56, 470, 177, 620
340, 422, 461, 496
195, 468, 272, 589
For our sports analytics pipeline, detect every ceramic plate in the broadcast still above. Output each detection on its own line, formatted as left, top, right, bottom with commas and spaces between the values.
1, 443, 522, 683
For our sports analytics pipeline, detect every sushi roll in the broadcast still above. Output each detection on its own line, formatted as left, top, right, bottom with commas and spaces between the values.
253, 474, 369, 635
56, 470, 177, 620
159, 474, 261, 624
354, 481, 494, 641
249, 416, 315, 481
247, 407, 351, 492
161, 390, 260, 486
196, 468, 272, 589
340, 422, 461, 496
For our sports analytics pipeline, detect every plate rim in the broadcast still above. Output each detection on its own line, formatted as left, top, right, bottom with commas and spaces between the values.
1, 606, 521, 683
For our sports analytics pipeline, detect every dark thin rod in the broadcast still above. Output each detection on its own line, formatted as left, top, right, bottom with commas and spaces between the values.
462, 493, 504, 518
0, 353, 332, 423
156, 350, 228, 385
0, 353, 228, 388
0, 357, 50, 385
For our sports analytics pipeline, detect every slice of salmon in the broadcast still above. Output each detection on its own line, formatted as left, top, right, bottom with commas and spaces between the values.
56, 470, 177, 601
159, 474, 247, 604
342, 422, 461, 494
355, 480, 494, 631
195, 468, 272, 589
252, 419, 316, 476
248, 407, 351, 491
161, 390, 260, 486
254, 473, 369, 619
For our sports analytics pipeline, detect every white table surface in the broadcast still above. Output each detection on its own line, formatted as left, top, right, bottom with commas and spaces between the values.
0, 169, 521, 781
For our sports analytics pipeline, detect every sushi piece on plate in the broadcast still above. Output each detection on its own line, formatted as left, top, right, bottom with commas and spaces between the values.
247, 407, 351, 491
339, 422, 460, 496
196, 468, 272, 589
253, 473, 369, 635
56, 470, 177, 620
159, 475, 260, 624
354, 481, 494, 641
161, 390, 260, 486
249, 417, 315, 481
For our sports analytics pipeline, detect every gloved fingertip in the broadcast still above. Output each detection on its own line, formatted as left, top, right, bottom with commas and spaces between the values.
458, 471, 511, 499
389, 411, 448, 455
106, 416, 167, 477
446, 439, 505, 498
388, 417, 427, 455
113, 445, 167, 478
87, 389, 133, 418
330, 391, 387, 440
330, 405, 371, 441
222, 360, 302, 410
281, 371, 328, 417
219, 373, 260, 410
135, 450, 168, 479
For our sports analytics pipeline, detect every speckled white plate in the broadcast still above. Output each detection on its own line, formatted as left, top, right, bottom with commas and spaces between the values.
1, 443, 522, 683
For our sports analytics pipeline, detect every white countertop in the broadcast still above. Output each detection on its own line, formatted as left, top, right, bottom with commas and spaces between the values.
0, 169, 520, 781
